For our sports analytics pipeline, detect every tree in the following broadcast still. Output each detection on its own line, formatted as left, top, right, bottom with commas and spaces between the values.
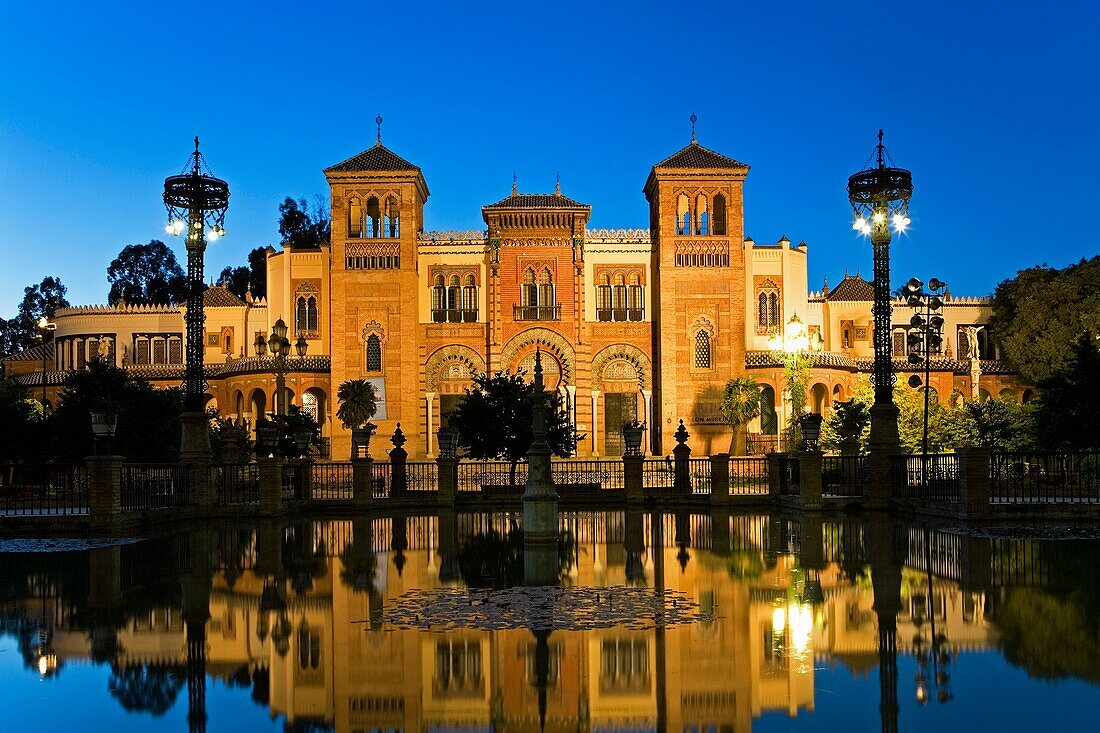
951, 397, 1037, 451
218, 245, 269, 301
781, 353, 813, 451
719, 377, 762, 455
0, 379, 44, 462
279, 196, 330, 250
821, 398, 870, 453
1033, 332, 1100, 450
217, 265, 250, 299
106, 240, 188, 306
47, 358, 183, 462
0, 276, 70, 358
108, 664, 185, 716
447, 370, 582, 486
988, 256, 1100, 383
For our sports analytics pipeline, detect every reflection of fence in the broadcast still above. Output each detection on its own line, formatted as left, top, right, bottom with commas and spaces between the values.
890, 454, 959, 502
822, 456, 868, 498
213, 464, 259, 505
730, 458, 769, 495
991, 452, 1100, 504
120, 464, 190, 511
0, 464, 88, 516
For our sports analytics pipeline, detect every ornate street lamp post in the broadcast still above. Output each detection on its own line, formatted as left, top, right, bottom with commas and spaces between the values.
848, 130, 913, 452
254, 319, 308, 417
35, 316, 56, 410
901, 276, 947, 488
767, 314, 813, 450
164, 137, 229, 459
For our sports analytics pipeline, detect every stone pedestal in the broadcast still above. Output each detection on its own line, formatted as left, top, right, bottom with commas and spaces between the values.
389, 424, 409, 496
766, 453, 783, 500
957, 447, 991, 519
436, 456, 457, 506
709, 453, 730, 505
257, 457, 284, 514
180, 411, 213, 508
352, 457, 374, 508
866, 449, 895, 510
672, 420, 691, 494
623, 454, 644, 503
798, 452, 823, 510
868, 401, 901, 454
87, 455, 122, 534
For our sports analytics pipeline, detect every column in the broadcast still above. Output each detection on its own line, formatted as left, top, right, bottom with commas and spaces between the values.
590, 389, 600, 457
87, 455, 122, 535
425, 391, 435, 457
641, 389, 653, 456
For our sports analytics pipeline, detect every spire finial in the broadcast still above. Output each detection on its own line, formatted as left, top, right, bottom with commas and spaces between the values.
690, 113, 698, 143
876, 128, 885, 168
533, 347, 544, 392
194, 135, 200, 153
376, 114, 383, 145
555, 172, 561, 196
511, 172, 518, 196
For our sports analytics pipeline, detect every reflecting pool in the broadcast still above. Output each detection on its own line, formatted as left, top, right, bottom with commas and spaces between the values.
2, 512, 1099, 732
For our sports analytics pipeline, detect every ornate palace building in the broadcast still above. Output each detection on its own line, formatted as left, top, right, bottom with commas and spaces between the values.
4, 132, 1025, 458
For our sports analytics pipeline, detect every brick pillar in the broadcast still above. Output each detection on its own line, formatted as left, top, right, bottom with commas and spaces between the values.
800, 512, 824, 570
672, 420, 691, 494
352, 457, 373, 509
623, 454, 643, 503
767, 453, 783, 500
257, 457, 284, 514
866, 449, 894, 510
389, 424, 409, 496
87, 455, 122, 534
180, 412, 213, 509
298, 460, 314, 501
436, 456, 457, 506
956, 447, 991, 519
709, 453, 730, 505
799, 452, 823, 511
709, 505, 731, 556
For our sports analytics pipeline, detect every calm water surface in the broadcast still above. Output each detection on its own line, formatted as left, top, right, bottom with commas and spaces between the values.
1, 512, 1098, 732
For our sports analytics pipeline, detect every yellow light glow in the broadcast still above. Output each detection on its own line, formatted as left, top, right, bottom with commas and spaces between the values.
852, 217, 866, 231
873, 211, 886, 224
790, 602, 813, 657
772, 606, 786, 634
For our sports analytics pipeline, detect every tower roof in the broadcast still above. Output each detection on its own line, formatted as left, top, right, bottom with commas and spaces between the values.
203, 286, 247, 308
825, 274, 875, 301
652, 141, 749, 171
483, 192, 590, 210
324, 143, 421, 173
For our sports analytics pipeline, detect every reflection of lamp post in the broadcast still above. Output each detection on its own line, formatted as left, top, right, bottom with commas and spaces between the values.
35, 316, 56, 411
254, 319, 307, 417
848, 130, 913, 451
767, 314, 812, 448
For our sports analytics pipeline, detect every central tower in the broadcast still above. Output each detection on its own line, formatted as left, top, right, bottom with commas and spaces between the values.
644, 129, 749, 453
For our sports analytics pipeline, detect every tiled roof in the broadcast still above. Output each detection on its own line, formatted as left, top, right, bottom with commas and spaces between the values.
854, 357, 970, 374
203, 286, 246, 308
826, 275, 875, 301
3, 342, 54, 362
324, 143, 421, 173
484, 193, 590, 210
653, 141, 748, 170
745, 351, 858, 370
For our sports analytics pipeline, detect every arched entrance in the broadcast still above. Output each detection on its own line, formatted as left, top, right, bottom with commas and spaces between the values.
250, 389, 267, 426
600, 359, 642, 456
811, 383, 828, 414
760, 385, 779, 436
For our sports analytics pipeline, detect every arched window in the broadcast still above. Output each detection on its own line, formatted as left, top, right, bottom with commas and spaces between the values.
712, 193, 727, 236
696, 194, 709, 235
307, 297, 318, 332
613, 273, 627, 320
365, 333, 382, 372
768, 292, 779, 329
385, 197, 400, 238
295, 296, 308, 333
447, 275, 461, 317
677, 194, 691, 235
628, 273, 644, 321
348, 197, 363, 238
596, 274, 612, 321
366, 196, 381, 238
461, 274, 477, 322
301, 390, 319, 422
694, 330, 711, 369
538, 269, 555, 318
758, 292, 769, 328
431, 274, 446, 322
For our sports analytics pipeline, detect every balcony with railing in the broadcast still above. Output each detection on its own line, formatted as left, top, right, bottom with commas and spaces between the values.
596, 307, 644, 322
513, 304, 561, 321
431, 308, 479, 324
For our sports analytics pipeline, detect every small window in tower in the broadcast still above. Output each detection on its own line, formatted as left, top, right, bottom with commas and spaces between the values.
348, 197, 363, 238
307, 297, 318, 332
431, 274, 446, 322
295, 296, 308, 333
713, 193, 727, 236
694, 330, 712, 369
758, 292, 769, 328
462, 274, 478, 322
366, 196, 382, 238
769, 292, 779, 328
365, 333, 382, 372
677, 193, 690, 236
385, 196, 400, 238
696, 194, 709, 235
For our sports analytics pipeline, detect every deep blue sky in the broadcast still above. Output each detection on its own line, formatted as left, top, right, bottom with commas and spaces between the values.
2, 1, 1097, 315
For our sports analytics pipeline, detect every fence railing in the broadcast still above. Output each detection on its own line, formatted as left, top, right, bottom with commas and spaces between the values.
890, 454, 960, 502
212, 464, 259, 505
120, 464, 190, 511
778, 455, 800, 496
730, 458, 770, 495
552, 460, 624, 490
405, 462, 438, 492
688, 458, 711, 494
822, 456, 868, 498
312, 462, 353, 500
371, 462, 392, 498
0, 464, 88, 516
458, 461, 525, 491
281, 463, 305, 501
643, 458, 676, 490
990, 452, 1100, 504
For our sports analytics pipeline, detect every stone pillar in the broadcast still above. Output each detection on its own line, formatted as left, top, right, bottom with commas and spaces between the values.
257, 457, 284, 514
709, 453, 731, 505
352, 457, 373, 509
87, 455, 122, 534
866, 449, 894, 510
623, 454, 643, 503
590, 389, 601, 457
425, 392, 435, 457
436, 456, 457, 506
298, 459, 314, 501
180, 411, 213, 508
389, 424, 408, 496
672, 420, 691, 495
956, 447, 991, 519
799, 452, 823, 511
641, 389, 653, 456
766, 453, 783, 499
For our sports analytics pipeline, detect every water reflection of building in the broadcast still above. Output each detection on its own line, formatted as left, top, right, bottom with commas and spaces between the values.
0, 516, 1007, 732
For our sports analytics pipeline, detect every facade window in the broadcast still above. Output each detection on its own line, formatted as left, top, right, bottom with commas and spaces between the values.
348, 196, 363, 238
628, 276, 644, 320
435, 641, 482, 696
461, 274, 477, 322
757, 289, 780, 332
600, 639, 648, 693
135, 339, 150, 365
169, 338, 182, 364
597, 272, 645, 322
516, 268, 558, 320
696, 194, 709, 235
87, 339, 99, 362
384, 196, 400, 238
596, 275, 612, 321
677, 193, 691, 235
694, 330, 712, 369
713, 193, 727, 235
366, 196, 381, 237
431, 275, 446, 322
295, 296, 319, 334
365, 333, 382, 372
431, 273, 478, 323
153, 338, 166, 365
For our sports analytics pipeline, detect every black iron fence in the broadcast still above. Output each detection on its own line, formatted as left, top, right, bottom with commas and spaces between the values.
890, 454, 959, 502
282, 463, 305, 500
0, 464, 88, 516
120, 464, 190, 511
688, 458, 711, 494
990, 452, 1100, 504
552, 460, 624, 491
643, 458, 676, 490
406, 462, 438, 492
730, 458, 769, 495
312, 462, 353, 500
778, 455, 800, 496
822, 456, 868, 498
371, 462, 391, 498
213, 464, 259, 505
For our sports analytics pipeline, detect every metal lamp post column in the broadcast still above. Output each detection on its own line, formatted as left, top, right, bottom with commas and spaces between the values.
164, 137, 229, 466
848, 130, 913, 452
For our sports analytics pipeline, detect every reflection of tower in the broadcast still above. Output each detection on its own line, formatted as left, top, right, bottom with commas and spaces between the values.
870, 518, 902, 733
182, 531, 214, 733
532, 628, 553, 731
652, 513, 667, 733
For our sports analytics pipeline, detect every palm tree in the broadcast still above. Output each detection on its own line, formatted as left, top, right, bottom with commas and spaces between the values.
336, 379, 378, 457
720, 377, 763, 455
